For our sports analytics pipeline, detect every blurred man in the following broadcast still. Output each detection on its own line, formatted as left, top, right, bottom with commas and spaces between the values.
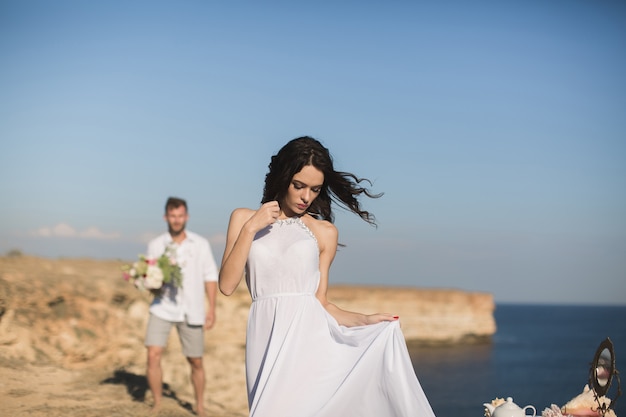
145, 197, 218, 416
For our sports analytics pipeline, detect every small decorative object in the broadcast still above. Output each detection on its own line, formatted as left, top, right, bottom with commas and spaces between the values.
122, 244, 182, 294
585, 338, 621, 417
561, 385, 608, 416
486, 398, 507, 416
556, 384, 617, 417
484, 397, 536, 417
540, 404, 568, 417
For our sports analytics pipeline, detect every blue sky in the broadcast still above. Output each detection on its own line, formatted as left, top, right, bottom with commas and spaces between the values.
1, 1, 625, 305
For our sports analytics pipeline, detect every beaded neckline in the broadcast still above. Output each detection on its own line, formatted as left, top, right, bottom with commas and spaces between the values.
274, 217, 302, 225
274, 216, 317, 243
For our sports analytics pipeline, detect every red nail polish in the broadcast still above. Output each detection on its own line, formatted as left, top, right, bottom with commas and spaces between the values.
393, 315, 399, 319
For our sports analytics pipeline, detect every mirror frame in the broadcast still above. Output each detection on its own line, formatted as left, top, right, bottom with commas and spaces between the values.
590, 337, 615, 397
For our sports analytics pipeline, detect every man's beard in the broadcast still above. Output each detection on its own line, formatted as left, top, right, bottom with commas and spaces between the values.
168, 222, 186, 237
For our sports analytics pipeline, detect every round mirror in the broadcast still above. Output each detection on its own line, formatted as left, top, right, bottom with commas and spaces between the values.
590, 338, 615, 397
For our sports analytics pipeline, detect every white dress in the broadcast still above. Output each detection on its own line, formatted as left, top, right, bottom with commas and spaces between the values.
244, 217, 436, 417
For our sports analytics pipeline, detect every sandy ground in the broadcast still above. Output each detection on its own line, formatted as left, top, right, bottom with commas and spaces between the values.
0, 255, 250, 417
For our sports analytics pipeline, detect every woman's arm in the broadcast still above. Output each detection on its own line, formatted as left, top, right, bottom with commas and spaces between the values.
219, 202, 280, 296
311, 218, 398, 327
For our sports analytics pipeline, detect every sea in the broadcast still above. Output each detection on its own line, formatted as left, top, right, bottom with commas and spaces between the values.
410, 304, 626, 417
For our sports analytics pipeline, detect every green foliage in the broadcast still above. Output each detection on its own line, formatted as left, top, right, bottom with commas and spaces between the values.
157, 253, 183, 288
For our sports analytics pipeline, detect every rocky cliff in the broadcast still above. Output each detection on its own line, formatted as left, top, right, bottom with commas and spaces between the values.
0, 255, 496, 416
328, 285, 496, 345
0, 256, 495, 362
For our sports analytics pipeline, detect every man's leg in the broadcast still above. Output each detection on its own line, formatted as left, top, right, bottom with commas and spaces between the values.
147, 345, 164, 411
178, 322, 206, 416
188, 356, 206, 416
145, 315, 172, 412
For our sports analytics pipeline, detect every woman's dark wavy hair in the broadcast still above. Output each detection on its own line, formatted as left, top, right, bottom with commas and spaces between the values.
261, 136, 382, 225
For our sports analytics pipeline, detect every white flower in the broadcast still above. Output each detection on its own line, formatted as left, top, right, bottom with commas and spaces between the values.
144, 265, 164, 289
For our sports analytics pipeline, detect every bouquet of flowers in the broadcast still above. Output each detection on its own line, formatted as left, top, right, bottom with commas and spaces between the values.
122, 245, 182, 294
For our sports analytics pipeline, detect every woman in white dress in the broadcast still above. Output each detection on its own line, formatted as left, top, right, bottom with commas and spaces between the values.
219, 136, 436, 417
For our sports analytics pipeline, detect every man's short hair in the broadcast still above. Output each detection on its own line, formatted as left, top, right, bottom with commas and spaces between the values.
165, 197, 188, 213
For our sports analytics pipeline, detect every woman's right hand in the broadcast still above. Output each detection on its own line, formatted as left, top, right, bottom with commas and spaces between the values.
245, 201, 281, 233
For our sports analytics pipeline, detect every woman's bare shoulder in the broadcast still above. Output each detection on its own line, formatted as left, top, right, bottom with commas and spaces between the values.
231, 207, 255, 217
229, 207, 256, 225
302, 215, 338, 242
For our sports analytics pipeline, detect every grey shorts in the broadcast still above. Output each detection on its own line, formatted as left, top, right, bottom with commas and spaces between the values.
145, 314, 204, 358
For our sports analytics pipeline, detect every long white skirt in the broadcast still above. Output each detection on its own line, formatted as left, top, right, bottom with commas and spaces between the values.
245, 294, 437, 417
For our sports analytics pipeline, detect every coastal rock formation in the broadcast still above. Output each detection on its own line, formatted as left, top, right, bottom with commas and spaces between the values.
329, 285, 496, 345
0, 256, 495, 416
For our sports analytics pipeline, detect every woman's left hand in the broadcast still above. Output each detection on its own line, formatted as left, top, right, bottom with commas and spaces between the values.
365, 313, 399, 325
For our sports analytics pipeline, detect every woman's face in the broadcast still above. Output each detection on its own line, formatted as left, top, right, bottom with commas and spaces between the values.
281, 164, 324, 217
